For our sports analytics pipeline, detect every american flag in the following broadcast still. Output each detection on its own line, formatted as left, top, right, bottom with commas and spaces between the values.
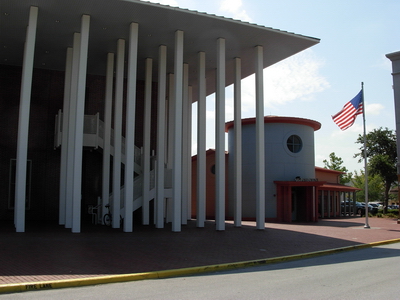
332, 90, 363, 130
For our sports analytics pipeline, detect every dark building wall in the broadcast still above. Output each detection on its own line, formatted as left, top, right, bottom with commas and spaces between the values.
0, 64, 158, 221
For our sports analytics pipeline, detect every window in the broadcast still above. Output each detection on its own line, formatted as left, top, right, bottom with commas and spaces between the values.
287, 135, 302, 153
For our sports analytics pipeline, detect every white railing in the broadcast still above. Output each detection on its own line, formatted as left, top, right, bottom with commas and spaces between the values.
54, 110, 142, 169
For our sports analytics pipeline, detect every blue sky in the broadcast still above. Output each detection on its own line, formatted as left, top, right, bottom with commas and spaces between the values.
147, 0, 400, 173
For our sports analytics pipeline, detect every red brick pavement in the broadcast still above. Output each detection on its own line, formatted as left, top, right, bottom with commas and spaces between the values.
0, 217, 399, 285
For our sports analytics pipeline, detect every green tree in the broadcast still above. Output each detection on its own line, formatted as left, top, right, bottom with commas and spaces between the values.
323, 152, 352, 185
351, 170, 384, 203
354, 127, 397, 213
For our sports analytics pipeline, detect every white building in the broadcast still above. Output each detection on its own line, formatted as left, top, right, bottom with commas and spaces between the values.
0, 0, 320, 233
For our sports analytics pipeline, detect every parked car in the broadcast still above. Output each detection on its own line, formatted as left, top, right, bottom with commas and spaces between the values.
341, 201, 377, 216
360, 202, 378, 215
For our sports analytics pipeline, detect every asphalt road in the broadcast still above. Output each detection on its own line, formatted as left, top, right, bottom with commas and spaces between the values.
3, 242, 400, 300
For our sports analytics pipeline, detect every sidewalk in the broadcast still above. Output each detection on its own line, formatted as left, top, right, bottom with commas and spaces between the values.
1, 217, 399, 287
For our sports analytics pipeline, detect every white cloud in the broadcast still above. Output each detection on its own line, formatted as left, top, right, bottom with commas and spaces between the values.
145, 0, 179, 6
366, 103, 384, 115
240, 49, 329, 115
331, 123, 363, 137
219, 0, 252, 22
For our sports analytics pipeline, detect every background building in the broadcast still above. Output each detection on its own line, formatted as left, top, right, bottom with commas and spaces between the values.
191, 116, 359, 223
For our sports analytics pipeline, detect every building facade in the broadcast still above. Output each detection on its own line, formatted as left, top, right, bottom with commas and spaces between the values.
1, 0, 320, 233
190, 116, 360, 223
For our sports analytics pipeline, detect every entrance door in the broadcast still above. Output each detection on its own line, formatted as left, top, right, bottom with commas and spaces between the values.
292, 187, 308, 222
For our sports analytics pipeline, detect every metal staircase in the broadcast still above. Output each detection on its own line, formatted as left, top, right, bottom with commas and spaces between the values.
54, 110, 158, 220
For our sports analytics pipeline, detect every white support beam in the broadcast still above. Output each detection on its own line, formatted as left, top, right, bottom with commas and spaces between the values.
166, 73, 175, 224
14, 6, 38, 232
124, 22, 139, 232
59, 47, 72, 225
186, 86, 193, 220
181, 63, 189, 225
102, 53, 114, 225
156, 45, 167, 228
255, 45, 265, 230
233, 57, 242, 227
65, 32, 81, 229
112, 38, 125, 228
172, 30, 184, 232
215, 37, 226, 231
143, 57, 153, 225
71, 14, 90, 233
196, 51, 206, 228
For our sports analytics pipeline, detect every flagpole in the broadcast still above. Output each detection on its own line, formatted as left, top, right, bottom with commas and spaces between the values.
362, 82, 370, 228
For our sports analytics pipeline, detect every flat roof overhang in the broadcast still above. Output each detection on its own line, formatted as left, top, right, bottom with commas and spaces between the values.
0, 0, 320, 101
274, 181, 361, 192
225, 115, 322, 132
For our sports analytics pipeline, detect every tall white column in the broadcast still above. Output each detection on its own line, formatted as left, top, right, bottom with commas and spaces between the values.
186, 86, 193, 220
386, 51, 400, 225
172, 30, 184, 232
255, 45, 265, 230
124, 22, 139, 232
215, 38, 226, 231
112, 39, 125, 228
142, 57, 153, 225
59, 47, 72, 225
102, 53, 114, 225
71, 14, 90, 233
233, 57, 242, 227
65, 32, 81, 229
166, 74, 175, 224
181, 63, 189, 225
156, 45, 167, 228
15, 6, 38, 232
197, 51, 206, 228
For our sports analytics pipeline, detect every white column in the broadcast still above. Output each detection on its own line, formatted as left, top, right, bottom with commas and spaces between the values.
65, 32, 81, 229
71, 14, 90, 233
215, 38, 226, 231
112, 39, 125, 228
102, 53, 114, 225
186, 86, 193, 220
172, 30, 184, 232
124, 22, 139, 232
142, 57, 153, 225
181, 63, 189, 225
233, 57, 242, 227
386, 52, 400, 225
59, 47, 73, 225
156, 45, 167, 228
197, 51, 206, 228
14, 6, 38, 232
166, 74, 175, 224
255, 45, 265, 230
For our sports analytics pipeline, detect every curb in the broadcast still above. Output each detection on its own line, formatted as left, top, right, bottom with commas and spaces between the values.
1, 238, 400, 294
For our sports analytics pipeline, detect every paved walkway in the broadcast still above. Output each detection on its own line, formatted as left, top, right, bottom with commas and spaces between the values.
0, 217, 399, 286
